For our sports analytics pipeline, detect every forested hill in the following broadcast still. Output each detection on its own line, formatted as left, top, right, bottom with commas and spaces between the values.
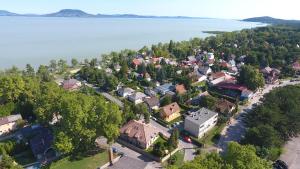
243, 16, 300, 26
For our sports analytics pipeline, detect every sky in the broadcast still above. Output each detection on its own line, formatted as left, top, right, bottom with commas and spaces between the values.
0, 0, 300, 20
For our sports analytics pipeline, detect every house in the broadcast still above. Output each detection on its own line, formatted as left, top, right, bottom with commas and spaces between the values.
114, 64, 121, 72
292, 61, 300, 72
155, 83, 175, 95
209, 72, 235, 86
30, 128, 56, 163
260, 66, 281, 84
117, 87, 135, 98
62, 79, 82, 91
241, 89, 254, 100
189, 91, 211, 106
144, 73, 151, 82
214, 99, 236, 115
184, 108, 218, 138
144, 88, 157, 97
198, 66, 212, 75
119, 120, 159, 149
0, 114, 22, 136
132, 58, 143, 68
144, 97, 160, 111
160, 102, 181, 122
175, 84, 187, 95
128, 92, 147, 104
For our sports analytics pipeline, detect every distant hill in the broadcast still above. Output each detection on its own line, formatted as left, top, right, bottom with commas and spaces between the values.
0, 9, 198, 19
0, 10, 18, 16
243, 16, 300, 26
43, 9, 94, 17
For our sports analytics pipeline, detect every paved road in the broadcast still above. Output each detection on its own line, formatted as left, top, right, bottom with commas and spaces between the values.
84, 82, 124, 108
279, 136, 300, 169
217, 80, 300, 152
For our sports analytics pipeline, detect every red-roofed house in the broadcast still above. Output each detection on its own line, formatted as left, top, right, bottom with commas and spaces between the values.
292, 61, 300, 72
160, 102, 181, 122
62, 79, 82, 91
175, 84, 187, 95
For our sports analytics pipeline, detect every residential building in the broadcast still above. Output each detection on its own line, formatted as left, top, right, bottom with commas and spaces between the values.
292, 61, 300, 72
160, 102, 181, 122
155, 83, 175, 95
175, 84, 187, 95
0, 114, 22, 136
132, 58, 143, 69
62, 79, 82, 91
241, 89, 254, 100
144, 87, 157, 97
128, 92, 147, 104
144, 97, 160, 111
117, 87, 135, 98
184, 108, 218, 138
198, 66, 212, 75
209, 72, 235, 86
119, 120, 159, 149
214, 99, 236, 115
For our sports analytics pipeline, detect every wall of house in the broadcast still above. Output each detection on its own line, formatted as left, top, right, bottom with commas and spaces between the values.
184, 118, 200, 138
197, 114, 218, 138
0, 122, 17, 136
164, 111, 180, 122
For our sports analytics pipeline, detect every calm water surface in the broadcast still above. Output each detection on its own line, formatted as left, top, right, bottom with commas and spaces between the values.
0, 17, 263, 69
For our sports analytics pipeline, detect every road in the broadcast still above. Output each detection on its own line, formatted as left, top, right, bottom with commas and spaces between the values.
279, 136, 300, 169
84, 82, 124, 108
217, 79, 300, 152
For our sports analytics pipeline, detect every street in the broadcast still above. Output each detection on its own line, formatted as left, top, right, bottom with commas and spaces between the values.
279, 136, 300, 169
217, 80, 300, 153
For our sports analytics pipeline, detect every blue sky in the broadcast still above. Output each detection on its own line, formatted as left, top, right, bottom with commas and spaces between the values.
1, 0, 299, 19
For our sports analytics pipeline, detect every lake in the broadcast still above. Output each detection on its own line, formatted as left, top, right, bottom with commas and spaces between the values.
0, 16, 263, 69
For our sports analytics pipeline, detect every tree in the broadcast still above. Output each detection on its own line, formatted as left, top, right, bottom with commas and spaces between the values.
103, 75, 118, 91
49, 59, 57, 72
199, 95, 217, 109
224, 142, 272, 169
24, 64, 35, 77
57, 59, 68, 73
54, 131, 74, 154
37, 65, 53, 82
153, 142, 166, 157
238, 65, 265, 91
71, 58, 79, 67
160, 95, 172, 107
168, 129, 179, 150
90, 58, 98, 67
168, 40, 175, 53
0, 154, 23, 169
0, 76, 25, 103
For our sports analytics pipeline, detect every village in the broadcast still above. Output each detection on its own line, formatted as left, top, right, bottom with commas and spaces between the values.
1, 41, 300, 169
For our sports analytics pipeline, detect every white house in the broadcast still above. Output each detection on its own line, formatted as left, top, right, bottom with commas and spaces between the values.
128, 92, 147, 105
184, 108, 218, 138
117, 87, 135, 98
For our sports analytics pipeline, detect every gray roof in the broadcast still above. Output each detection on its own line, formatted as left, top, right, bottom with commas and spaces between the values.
0, 114, 22, 126
155, 83, 175, 92
185, 108, 217, 126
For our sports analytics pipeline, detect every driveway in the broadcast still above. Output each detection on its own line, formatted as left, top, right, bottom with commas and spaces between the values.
280, 136, 300, 169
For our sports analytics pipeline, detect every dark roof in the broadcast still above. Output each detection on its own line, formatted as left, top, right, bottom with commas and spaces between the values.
216, 83, 247, 92
144, 97, 160, 108
30, 128, 54, 157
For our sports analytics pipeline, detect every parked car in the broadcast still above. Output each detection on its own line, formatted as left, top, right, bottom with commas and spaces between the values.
273, 160, 288, 169
184, 136, 192, 143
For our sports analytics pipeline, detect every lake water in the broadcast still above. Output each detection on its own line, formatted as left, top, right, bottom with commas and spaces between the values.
0, 16, 263, 69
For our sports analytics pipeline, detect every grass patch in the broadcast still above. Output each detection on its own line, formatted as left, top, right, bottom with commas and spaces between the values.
146, 136, 167, 153
200, 123, 226, 147
48, 151, 108, 169
162, 149, 185, 167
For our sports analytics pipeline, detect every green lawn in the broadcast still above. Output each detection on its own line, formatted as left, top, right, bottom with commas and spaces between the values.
48, 151, 108, 169
146, 136, 168, 154
162, 149, 184, 167
200, 123, 226, 146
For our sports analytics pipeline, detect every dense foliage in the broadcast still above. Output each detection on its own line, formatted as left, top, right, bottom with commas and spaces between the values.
243, 85, 300, 160
168, 142, 272, 169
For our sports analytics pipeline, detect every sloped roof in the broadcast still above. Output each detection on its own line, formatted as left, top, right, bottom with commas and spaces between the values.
144, 97, 160, 108
0, 114, 22, 126
215, 99, 235, 113
176, 84, 187, 95
161, 102, 180, 117
120, 120, 159, 146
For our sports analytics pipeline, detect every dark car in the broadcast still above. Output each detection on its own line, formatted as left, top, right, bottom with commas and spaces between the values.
273, 160, 288, 169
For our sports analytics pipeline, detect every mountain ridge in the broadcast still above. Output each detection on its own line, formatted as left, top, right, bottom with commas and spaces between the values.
0, 9, 200, 19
